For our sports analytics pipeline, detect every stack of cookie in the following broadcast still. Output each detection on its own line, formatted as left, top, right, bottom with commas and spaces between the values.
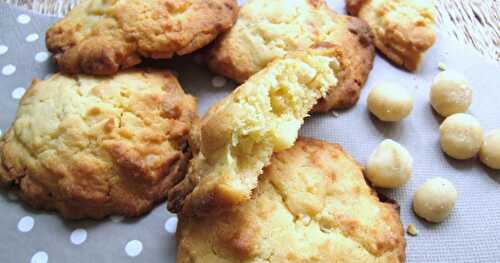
0, 0, 239, 219
1, 0, 438, 262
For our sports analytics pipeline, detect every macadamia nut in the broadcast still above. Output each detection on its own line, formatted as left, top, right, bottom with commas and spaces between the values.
430, 70, 472, 117
439, 113, 483, 160
366, 139, 413, 188
413, 177, 457, 223
480, 129, 500, 170
367, 82, 413, 122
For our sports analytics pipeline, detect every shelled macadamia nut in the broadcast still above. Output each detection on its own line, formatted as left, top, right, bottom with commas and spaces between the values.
366, 139, 413, 188
439, 113, 483, 160
430, 70, 472, 117
367, 82, 413, 122
480, 129, 500, 170
413, 177, 457, 223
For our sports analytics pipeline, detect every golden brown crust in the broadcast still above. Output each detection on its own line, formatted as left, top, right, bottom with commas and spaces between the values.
46, 0, 238, 75
206, 0, 375, 112
0, 70, 197, 219
168, 49, 342, 217
346, 0, 370, 16
346, 0, 437, 71
176, 138, 406, 262
313, 15, 375, 112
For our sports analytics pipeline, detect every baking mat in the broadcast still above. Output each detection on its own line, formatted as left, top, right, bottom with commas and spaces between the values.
0, 1, 499, 262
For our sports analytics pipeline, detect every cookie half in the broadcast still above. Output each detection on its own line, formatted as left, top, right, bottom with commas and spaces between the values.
207, 0, 375, 112
346, 0, 437, 71
0, 69, 197, 219
46, 0, 238, 75
168, 48, 342, 217
176, 138, 406, 262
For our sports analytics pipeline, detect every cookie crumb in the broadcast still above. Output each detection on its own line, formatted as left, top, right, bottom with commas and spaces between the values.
407, 224, 419, 236
438, 63, 447, 71
331, 111, 340, 117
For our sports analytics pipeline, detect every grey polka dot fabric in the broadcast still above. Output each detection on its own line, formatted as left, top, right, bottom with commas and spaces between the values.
0, 1, 500, 263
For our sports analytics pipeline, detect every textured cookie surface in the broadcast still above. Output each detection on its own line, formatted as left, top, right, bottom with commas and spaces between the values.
207, 0, 375, 112
0, 70, 197, 219
168, 49, 341, 217
176, 138, 406, 262
46, 0, 238, 75
347, 0, 436, 71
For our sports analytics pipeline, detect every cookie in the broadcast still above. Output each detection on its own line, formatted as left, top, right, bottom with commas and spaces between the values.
0, 70, 197, 219
347, 0, 436, 71
176, 138, 406, 262
168, 48, 342, 217
313, 15, 375, 112
46, 0, 238, 75
206, 0, 375, 112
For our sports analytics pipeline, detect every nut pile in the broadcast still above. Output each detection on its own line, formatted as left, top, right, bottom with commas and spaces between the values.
365, 68, 498, 227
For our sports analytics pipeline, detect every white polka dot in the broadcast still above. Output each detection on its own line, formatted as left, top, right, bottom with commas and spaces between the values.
212, 76, 227, 88
110, 215, 124, 222
35, 52, 49, 63
70, 229, 87, 245
2, 64, 16, 76
0, 45, 7, 55
26, 33, 39, 42
17, 14, 31, 24
12, 87, 26, 100
164, 216, 178, 234
17, 216, 35, 233
30, 251, 48, 263
125, 240, 143, 257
